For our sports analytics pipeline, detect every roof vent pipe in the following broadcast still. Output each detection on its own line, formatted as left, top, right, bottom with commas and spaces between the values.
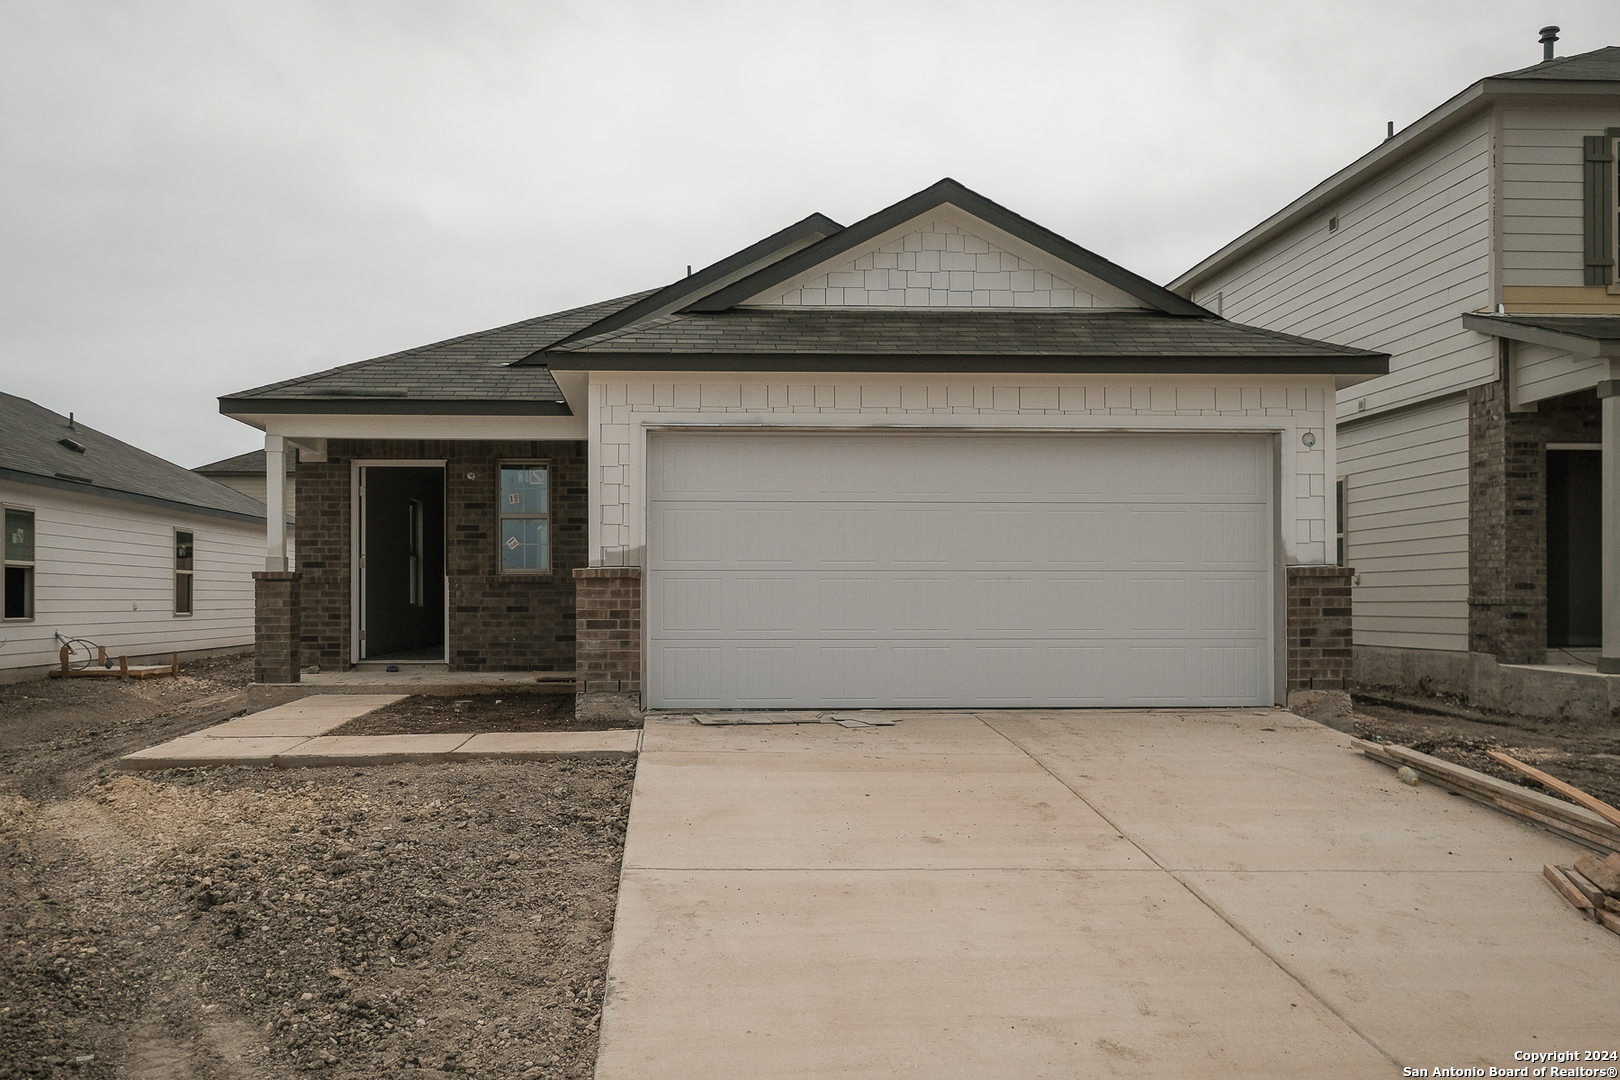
1540, 25, 1559, 61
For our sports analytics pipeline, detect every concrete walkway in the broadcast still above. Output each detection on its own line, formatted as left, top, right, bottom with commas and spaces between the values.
597, 708, 1618, 1079
119, 695, 639, 768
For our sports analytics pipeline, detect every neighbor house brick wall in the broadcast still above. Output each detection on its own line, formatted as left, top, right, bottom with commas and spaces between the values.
253, 571, 300, 683
573, 566, 641, 694
295, 439, 586, 672
1287, 565, 1353, 690
1468, 383, 1599, 663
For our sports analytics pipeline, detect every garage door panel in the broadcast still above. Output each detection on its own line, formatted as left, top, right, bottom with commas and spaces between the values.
646, 433, 1274, 708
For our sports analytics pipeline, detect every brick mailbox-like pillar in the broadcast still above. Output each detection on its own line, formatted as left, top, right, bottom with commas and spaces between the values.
1287, 565, 1354, 690
573, 566, 642, 720
253, 571, 301, 684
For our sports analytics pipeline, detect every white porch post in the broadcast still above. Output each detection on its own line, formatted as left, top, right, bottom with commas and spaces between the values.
265, 433, 288, 572
1601, 376, 1620, 674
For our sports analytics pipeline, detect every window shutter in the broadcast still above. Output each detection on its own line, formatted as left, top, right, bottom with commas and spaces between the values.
1585, 132, 1618, 287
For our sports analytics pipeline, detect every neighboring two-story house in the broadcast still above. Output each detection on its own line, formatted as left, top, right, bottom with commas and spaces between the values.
1171, 39, 1620, 712
222, 179, 1384, 711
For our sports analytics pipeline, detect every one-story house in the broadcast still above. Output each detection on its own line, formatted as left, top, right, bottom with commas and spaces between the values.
1169, 37, 1620, 707
0, 391, 267, 680
221, 179, 1386, 712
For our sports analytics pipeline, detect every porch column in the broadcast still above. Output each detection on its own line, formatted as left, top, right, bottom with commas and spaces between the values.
265, 433, 288, 572
1601, 378, 1620, 674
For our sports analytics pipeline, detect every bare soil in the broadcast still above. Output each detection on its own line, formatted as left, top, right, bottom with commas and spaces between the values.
0, 656, 633, 1080
1347, 692, 1620, 811
326, 695, 638, 738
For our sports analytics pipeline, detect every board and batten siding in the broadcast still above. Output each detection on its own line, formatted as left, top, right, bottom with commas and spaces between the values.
1499, 105, 1620, 288
1338, 397, 1470, 650
0, 482, 260, 673
583, 374, 1337, 570
1192, 115, 1497, 423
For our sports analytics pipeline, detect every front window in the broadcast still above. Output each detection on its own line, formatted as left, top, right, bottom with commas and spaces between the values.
4, 507, 35, 620
175, 530, 194, 615
499, 463, 550, 572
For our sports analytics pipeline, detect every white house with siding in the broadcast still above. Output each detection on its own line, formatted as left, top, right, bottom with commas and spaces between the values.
0, 392, 266, 680
1171, 36, 1620, 706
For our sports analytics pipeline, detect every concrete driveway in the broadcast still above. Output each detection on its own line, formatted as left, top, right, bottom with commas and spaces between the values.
596, 708, 1617, 1079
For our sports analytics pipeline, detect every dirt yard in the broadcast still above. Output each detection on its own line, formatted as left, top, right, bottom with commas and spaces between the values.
0, 657, 633, 1080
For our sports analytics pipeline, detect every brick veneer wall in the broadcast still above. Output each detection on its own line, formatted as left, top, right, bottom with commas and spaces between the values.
1287, 565, 1353, 690
295, 439, 586, 672
573, 567, 641, 695
1468, 384, 1599, 663
253, 571, 301, 683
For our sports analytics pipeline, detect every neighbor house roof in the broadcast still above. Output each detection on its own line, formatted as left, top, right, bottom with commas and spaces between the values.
1171, 44, 1620, 295
0, 392, 268, 523
1460, 313, 1620, 357
195, 448, 297, 476
220, 292, 651, 416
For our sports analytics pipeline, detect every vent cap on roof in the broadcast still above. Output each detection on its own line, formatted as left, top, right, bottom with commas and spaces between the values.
58, 437, 86, 453
1540, 25, 1560, 61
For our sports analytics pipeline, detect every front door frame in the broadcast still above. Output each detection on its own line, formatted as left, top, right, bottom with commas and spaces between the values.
351, 459, 448, 664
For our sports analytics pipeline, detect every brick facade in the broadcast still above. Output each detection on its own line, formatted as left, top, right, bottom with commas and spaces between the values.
1287, 565, 1354, 690
293, 439, 586, 673
252, 571, 301, 684
572, 567, 641, 695
1468, 383, 1599, 663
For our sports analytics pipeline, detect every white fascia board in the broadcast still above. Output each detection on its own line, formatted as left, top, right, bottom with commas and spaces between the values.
250, 413, 587, 441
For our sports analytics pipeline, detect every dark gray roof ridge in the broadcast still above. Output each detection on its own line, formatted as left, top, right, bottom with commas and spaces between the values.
679, 179, 1214, 319
1491, 45, 1620, 81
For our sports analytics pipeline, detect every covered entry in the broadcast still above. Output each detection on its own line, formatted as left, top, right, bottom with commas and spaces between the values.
645, 431, 1276, 709
358, 464, 445, 662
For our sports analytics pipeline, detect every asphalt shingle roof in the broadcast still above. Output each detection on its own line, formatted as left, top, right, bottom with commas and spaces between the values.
222, 292, 651, 410
1, 392, 268, 522
1481, 315, 1620, 342
195, 448, 296, 476
1492, 46, 1620, 81
541, 309, 1385, 362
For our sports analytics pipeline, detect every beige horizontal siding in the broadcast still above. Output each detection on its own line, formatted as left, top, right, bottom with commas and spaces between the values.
1340, 398, 1469, 651
1500, 105, 1620, 289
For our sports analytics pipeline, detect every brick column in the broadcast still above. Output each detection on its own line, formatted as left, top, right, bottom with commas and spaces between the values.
253, 571, 301, 684
573, 566, 641, 719
1287, 565, 1353, 690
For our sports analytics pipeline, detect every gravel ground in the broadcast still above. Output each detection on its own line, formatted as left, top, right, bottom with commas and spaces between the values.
0, 657, 634, 1080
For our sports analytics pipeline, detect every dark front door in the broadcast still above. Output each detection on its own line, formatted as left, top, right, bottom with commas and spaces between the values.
1547, 448, 1601, 649
361, 466, 446, 660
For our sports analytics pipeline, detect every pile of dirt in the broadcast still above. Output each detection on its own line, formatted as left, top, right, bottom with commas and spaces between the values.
0, 657, 636, 1080
326, 694, 637, 737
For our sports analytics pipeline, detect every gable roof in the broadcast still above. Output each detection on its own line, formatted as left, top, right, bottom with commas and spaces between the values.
680, 179, 1210, 317
1172, 44, 1620, 295
0, 392, 267, 523
221, 291, 650, 416
195, 448, 297, 476
1460, 312, 1620, 357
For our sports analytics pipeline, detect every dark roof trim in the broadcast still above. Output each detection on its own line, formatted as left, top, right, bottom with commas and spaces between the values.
1461, 313, 1620, 357
0, 466, 268, 525
534, 213, 845, 355
680, 179, 1214, 318
218, 398, 574, 417
544, 353, 1389, 376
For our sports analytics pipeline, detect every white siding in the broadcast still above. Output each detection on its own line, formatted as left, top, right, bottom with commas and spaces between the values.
0, 482, 260, 673
1499, 105, 1620, 288
1338, 397, 1469, 651
586, 374, 1337, 568
1511, 339, 1609, 406
1192, 115, 1497, 421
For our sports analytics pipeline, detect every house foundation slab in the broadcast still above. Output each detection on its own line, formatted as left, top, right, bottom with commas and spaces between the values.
1355, 644, 1620, 721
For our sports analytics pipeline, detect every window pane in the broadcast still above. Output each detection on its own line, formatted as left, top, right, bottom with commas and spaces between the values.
500, 467, 548, 514
4, 566, 31, 619
176, 572, 193, 615
175, 531, 194, 571
4, 510, 33, 562
501, 518, 549, 571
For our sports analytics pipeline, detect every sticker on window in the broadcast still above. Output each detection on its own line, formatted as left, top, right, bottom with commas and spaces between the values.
508, 492, 521, 504
506, 536, 520, 550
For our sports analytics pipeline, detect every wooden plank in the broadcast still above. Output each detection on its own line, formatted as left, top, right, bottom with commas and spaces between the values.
1544, 864, 1595, 916
1486, 750, 1620, 829
1560, 865, 1609, 911
1599, 909, 1620, 936
1573, 854, 1620, 896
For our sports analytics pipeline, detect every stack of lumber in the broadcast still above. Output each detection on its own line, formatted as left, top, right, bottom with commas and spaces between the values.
1544, 855, 1620, 936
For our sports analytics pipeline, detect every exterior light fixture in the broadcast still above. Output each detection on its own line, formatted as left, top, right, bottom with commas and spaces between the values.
1301, 431, 1317, 448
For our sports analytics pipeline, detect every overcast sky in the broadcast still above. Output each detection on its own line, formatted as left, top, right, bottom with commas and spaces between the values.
2, 0, 1615, 470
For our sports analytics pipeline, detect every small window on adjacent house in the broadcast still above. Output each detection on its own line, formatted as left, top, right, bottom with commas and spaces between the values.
175, 530, 194, 615
1335, 479, 1348, 568
3, 508, 35, 620
499, 463, 550, 573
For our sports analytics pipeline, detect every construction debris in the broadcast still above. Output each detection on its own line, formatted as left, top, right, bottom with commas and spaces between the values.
1486, 750, 1620, 830
1544, 854, 1620, 936
47, 646, 179, 680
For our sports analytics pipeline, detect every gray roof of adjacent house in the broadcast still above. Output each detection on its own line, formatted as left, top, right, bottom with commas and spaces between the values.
1459, 313, 1620, 357
1492, 45, 1620, 81
0, 392, 268, 523
195, 448, 297, 476
220, 292, 652, 415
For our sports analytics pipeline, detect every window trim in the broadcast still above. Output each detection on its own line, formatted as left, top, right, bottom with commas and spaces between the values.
3, 504, 36, 621
497, 461, 552, 575
174, 528, 194, 616
1582, 128, 1620, 287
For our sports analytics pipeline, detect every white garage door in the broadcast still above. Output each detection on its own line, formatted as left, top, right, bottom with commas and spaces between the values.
646, 431, 1274, 709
